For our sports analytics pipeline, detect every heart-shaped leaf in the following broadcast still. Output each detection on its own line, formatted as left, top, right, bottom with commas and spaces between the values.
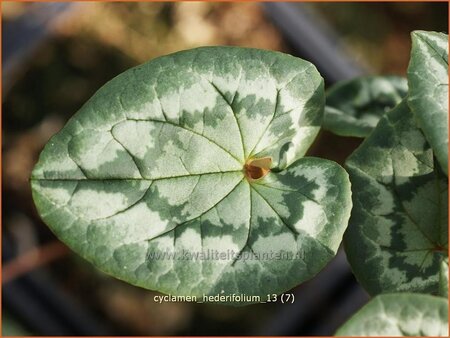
324, 76, 407, 138
31, 47, 352, 302
407, 31, 448, 175
345, 99, 448, 295
335, 293, 448, 336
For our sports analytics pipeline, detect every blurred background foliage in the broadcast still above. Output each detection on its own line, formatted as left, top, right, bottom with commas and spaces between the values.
2, 2, 448, 336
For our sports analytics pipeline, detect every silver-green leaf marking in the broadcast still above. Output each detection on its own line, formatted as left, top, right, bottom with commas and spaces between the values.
407, 30, 449, 176
31, 47, 352, 303
335, 293, 448, 336
324, 75, 407, 138
345, 99, 448, 296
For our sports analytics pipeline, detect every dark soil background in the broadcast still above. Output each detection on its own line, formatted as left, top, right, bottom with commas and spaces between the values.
2, 2, 448, 336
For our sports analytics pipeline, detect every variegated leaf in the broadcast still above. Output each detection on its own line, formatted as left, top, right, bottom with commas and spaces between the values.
345, 99, 448, 295
335, 293, 448, 336
407, 30, 449, 175
324, 76, 407, 138
31, 47, 352, 302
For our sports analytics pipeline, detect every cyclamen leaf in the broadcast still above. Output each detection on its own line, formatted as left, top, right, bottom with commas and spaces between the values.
335, 293, 448, 336
31, 47, 352, 302
324, 76, 407, 138
345, 99, 448, 296
407, 30, 449, 175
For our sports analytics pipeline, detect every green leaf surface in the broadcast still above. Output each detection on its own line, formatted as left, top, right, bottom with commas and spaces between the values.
407, 30, 449, 175
439, 257, 448, 297
31, 47, 352, 303
335, 293, 448, 336
345, 99, 448, 296
324, 76, 407, 137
